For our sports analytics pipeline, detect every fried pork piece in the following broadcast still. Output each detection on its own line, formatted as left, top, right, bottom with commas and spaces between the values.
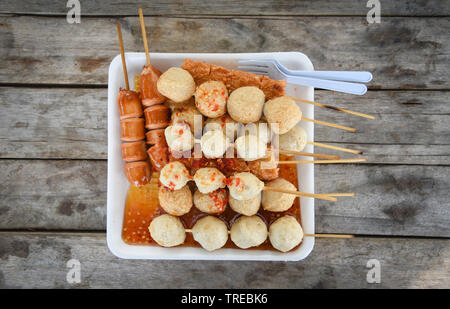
168, 152, 218, 176
181, 58, 211, 85
260, 76, 286, 99
228, 70, 262, 92
167, 154, 251, 178
247, 151, 279, 181
181, 59, 286, 100
209, 65, 232, 87
216, 157, 249, 177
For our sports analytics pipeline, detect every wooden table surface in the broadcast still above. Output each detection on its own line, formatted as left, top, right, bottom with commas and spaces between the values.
0, 0, 449, 288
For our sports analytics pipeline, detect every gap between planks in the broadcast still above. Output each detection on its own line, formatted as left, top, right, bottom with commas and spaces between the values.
0, 230, 448, 240
1, 83, 450, 92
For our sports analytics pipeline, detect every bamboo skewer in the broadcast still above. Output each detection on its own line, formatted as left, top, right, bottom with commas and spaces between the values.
277, 158, 366, 164
262, 186, 337, 202
308, 141, 362, 155
304, 234, 355, 238
288, 96, 375, 120
315, 193, 355, 197
184, 229, 354, 239
302, 117, 356, 132
116, 23, 130, 90
138, 8, 151, 66
277, 149, 339, 160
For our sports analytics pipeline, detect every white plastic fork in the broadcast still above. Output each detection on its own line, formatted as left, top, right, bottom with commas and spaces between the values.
239, 59, 372, 83
238, 60, 368, 95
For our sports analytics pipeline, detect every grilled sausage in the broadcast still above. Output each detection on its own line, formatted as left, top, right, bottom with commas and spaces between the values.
120, 141, 148, 162
120, 118, 146, 142
144, 104, 170, 130
140, 64, 166, 107
123, 161, 152, 187
117, 89, 143, 120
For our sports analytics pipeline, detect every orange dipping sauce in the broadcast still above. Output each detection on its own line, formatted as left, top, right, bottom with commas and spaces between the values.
122, 156, 301, 251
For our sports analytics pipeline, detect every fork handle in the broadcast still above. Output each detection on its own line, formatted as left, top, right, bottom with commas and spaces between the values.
285, 75, 367, 95
286, 70, 372, 83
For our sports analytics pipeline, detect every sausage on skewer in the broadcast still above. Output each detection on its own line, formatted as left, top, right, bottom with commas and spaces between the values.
117, 22, 152, 187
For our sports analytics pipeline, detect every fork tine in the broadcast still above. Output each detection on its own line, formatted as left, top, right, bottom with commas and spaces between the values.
237, 60, 271, 68
246, 71, 268, 76
237, 66, 268, 75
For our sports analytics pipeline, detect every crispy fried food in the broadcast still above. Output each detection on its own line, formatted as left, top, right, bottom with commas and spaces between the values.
182, 59, 285, 100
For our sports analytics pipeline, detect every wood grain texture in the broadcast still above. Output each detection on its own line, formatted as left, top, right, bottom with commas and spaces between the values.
315, 164, 450, 237
0, 0, 448, 16
1, 88, 448, 164
0, 88, 107, 159
0, 160, 106, 230
1, 160, 449, 237
0, 16, 448, 89
0, 232, 448, 288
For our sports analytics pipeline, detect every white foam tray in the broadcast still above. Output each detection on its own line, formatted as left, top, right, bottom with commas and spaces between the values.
107, 52, 315, 261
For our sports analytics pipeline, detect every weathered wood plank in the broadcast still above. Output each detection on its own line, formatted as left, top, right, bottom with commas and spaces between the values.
1, 160, 449, 237
0, 232, 448, 288
1, 0, 448, 16
0, 88, 107, 159
315, 164, 450, 237
0, 16, 448, 89
1, 88, 448, 164
0, 160, 106, 230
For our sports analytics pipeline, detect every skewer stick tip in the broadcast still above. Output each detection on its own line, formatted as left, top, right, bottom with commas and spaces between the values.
262, 186, 338, 202
138, 8, 151, 66
308, 141, 363, 155
304, 234, 355, 239
116, 22, 130, 90
290, 95, 376, 120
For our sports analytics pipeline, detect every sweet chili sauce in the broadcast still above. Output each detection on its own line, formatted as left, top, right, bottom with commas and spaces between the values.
121, 155, 301, 251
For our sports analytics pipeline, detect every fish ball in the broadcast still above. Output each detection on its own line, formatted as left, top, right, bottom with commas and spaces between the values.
235, 135, 267, 161
269, 215, 303, 252
158, 185, 193, 216
157, 67, 196, 103
228, 86, 265, 123
204, 114, 238, 141
264, 96, 302, 134
230, 215, 267, 249
192, 215, 229, 251
193, 167, 226, 194
229, 193, 261, 216
159, 161, 190, 190
149, 214, 186, 247
193, 188, 228, 214
227, 172, 264, 201
262, 178, 297, 212
200, 130, 230, 159
165, 122, 194, 152
194, 81, 228, 118
279, 126, 308, 152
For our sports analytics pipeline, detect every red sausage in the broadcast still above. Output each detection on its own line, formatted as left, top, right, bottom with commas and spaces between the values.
120, 141, 147, 162
147, 144, 170, 172
117, 89, 143, 120
120, 118, 145, 142
140, 65, 166, 107
144, 105, 170, 130
145, 129, 166, 145
123, 161, 152, 187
